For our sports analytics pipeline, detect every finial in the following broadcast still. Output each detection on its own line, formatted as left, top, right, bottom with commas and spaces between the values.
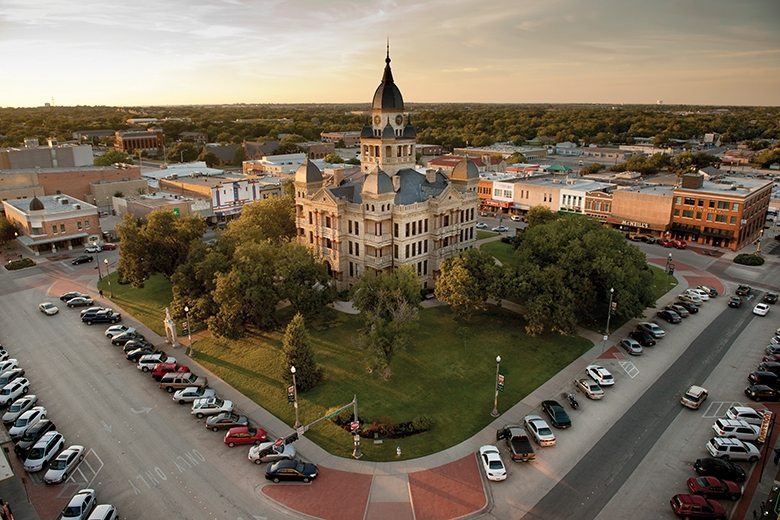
386, 37, 390, 64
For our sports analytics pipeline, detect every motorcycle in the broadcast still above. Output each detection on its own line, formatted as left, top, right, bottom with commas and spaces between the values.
565, 392, 579, 410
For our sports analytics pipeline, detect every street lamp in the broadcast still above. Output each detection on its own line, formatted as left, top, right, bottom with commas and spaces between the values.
290, 366, 300, 428
184, 305, 192, 355
666, 252, 674, 275
491, 355, 501, 417
104, 258, 113, 297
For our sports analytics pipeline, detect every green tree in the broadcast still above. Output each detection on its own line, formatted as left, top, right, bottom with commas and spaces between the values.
526, 206, 557, 228
116, 215, 148, 286
274, 142, 304, 155
350, 267, 421, 378
505, 152, 528, 164
0, 215, 18, 245
233, 147, 246, 165
170, 241, 229, 324
197, 150, 219, 167
94, 149, 133, 166
166, 142, 201, 163
580, 163, 604, 175
755, 147, 780, 168
435, 249, 502, 320
221, 196, 295, 253
280, 313, 323, 392
275, 241, 334, 317
324, 152, 344, 163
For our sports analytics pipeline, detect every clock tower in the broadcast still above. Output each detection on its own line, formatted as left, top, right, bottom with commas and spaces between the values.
359, 44, 416, 176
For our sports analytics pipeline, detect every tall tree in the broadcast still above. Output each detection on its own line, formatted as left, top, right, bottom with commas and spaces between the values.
221, 196, 295, 252
280, 313, 323, 392
116, 214, 148, 286
0, 215, 17, 245
436, 249, 502, 320
94, 149, 133, 166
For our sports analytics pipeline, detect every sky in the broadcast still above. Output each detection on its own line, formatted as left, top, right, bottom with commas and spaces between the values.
1, 0, 779, 107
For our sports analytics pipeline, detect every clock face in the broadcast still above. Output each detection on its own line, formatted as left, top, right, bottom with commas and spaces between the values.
395, 114, 404, 125
373, 115, 381, 125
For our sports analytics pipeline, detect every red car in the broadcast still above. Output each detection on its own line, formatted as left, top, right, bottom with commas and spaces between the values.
658, 239, 675, 247
151, 362, 189, 381
670, 494, 725, 519
101, 243, 118, 251
673, 239, 688, 249
686, 476, 741, 501
223, 426, 267, 448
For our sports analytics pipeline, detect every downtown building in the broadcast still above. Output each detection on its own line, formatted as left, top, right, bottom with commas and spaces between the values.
294, 50, 479, 290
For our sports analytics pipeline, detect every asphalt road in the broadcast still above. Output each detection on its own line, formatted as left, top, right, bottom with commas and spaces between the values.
0, 265, 284, 520
524, 297, 765, 520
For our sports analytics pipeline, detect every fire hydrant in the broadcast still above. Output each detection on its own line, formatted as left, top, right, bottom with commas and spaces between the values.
396, 446, 402, 458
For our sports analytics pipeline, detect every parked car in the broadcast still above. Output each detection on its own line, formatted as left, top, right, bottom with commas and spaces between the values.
658, 239, 675, 247
475, 222, 488, 229
2, 394, 38, 425
757, 361, 780, 377
753, 303, 770, 316
67, 297, 94, 308
764, 292, 779, 304
265, 459, 318, 483
687, 288, 710, 301
686, 476, 741, 501
159, 372, 206, 392
680, 291, 703, 304
14, 419, 56, 459
82, 310, 120, 325
491, 225, 509, 232
85, 245, 101, 254
657, 309, 682, 324
675, 300, 700, 314
712, 418, 760, 441
681, 385, 708, 410
122, 339, 154, 353
728, 406, 768, 425
110, 331, 144, 346
665, 304, 690, 318
0, 368, 25, 388
248, 441, 297, 464
697, 285, 719, 298
748, 371, 778, 388
173, 386, 216, 405
678, 294, 703, 307
478, 445, 507, 481
637, 322, 666, 339
125, 347, 159, 362
618, 338, 643, 356
60, 291, 87, 301
523, 415, 556, 447
585, 365, 615, 386
81, 307, 110, 317
0, 377, 30, 407
101, 243, 118, 251
205, 412, 248, 431
151, 362, 190, 382
137, 353, 174, 372
59, 488, 96, 519
736, 284, 752, 296
191, 397, 233, 418
693, 457, 746, 483
0, 359, 18, 373
728, 296, 743, 308
86, 504, 118, 520
104, 325, 135, 338
672, 239, 688, 249
705, 437, 760, 462
39, 302, 59, 316
71, 255, 93, 265
669, 494, 725, 519
574, 378, 604, 399
8, 406, 46, 440
541, 400, 571, 429
24, 430, 65, 472
224, 426, 268, 447
43, 445, 85, 484
744, 384, 780, 402
496, 424, 535, 462
629, 329, 656, 347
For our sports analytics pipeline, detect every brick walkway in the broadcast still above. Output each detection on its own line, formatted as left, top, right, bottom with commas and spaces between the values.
408, 456, 486, 520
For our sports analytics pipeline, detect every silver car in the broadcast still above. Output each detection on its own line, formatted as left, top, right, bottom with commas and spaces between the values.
172, 386, 216, 405
43, 445, 85, 484
248, 441, 297, 464
2, 394, 38, 425
8, 406, 46, 440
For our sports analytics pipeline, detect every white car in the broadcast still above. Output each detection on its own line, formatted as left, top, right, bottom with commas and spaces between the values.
475, 222, 488, 229
2, 394, 38, 425
491, 225, 509, 233
0, 377, 30, 406
585, 365, 614, 386
8, 406, 46, 440
679, 291, 702, 305
85, 245, 102, 253
39, 302, 59, 316
753, 303, 770, 316
24, 430, 65, 472
0, 359, 18, 373
248, 441, 297, 464
726, 406, 766, 426
574, 378, 604, 400
172, 386, 216, 405
104, 325, 136, 338
523, 414, 556, 447
86, 504, 117, 520
43, 445, 85, 484
706, 437, 760, 462
191, 397, 233, 418
712, 419, 760, 441
60, 488, 97, 519
478, 445, 507, 481
137, 353, 174, 372
687, 288, 710, 301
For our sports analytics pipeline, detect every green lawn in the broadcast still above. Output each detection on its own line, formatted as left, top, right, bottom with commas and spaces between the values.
476, 230, 499, 240
479, 239, 520, 268
648, 264, 678, 300
97, 273, 172, 336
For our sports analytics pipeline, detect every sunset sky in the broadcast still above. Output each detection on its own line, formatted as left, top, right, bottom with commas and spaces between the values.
2, 0, 778, 107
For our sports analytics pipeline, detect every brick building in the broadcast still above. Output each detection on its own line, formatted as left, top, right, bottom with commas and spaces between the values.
115, 129, 164, 154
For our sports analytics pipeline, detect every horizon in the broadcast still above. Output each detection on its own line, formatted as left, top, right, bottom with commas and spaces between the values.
2, 0, 779, 108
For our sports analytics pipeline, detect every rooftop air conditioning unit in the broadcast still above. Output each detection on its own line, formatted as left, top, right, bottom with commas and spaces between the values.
74, 204, 81, 209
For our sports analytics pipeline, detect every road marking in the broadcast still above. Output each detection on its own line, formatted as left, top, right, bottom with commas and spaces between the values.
54, 449, 104, 498
101, 421, 112, 433
618, 360, 639, 379
130, 406, 152, 414
701, 401, 742, 418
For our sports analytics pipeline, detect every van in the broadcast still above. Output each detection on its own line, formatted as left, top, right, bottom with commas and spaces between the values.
23, 430, 65, 472
747, 370, 779, 388
87, 504, 118, 520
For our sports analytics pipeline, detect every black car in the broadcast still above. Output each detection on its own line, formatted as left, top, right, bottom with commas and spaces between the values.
657, 309, 682, 324
629, 329, 656, 347
728, 296, 742, 308
126, 347, 159, 362
764, 292, 779, 304
758, 361, 780, 377
541, 400, 571, 429
265, 459, 319, 483
693, 458, 746, 483
71, 255, 93, 265
745, 384, 780, 401
111, 331, 144, 346
736, 285, 752, 296
59, 291, 86, 302
82, 310, 120, 325
14, 419, 56, 458
122, 339, 153, 353
665, 304, 690, 318
675, 300, 699, 314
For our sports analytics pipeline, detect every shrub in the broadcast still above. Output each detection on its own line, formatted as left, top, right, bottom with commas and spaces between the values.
734, 254, 765, 266
4, 258, 35, 270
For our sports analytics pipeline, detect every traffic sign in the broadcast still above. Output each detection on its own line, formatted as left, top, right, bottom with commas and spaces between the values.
497, 374, 505, 392
350, 421, 360, 432
287, 385, 295, 403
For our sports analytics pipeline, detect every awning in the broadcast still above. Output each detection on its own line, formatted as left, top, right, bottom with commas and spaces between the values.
606, 216, 668, 232
17, 232, 88, 247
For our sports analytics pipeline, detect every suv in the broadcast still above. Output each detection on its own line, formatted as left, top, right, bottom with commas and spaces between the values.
736, 285, 752, 296
705, 437, 760, 462
82, 310, 121, 325
681, 385, 708, 410
669, 494, 726, 519
712, 419, 759, 441
137, 353, 174, 372
629, 329, 656, 347
159, 372, 207, 393
0, 368, 26, 387
747, 370, 779, 388
0, 377, 30, 407
24, 430, 65, 472
726, 406, 765, 426
14, 418, 56, 458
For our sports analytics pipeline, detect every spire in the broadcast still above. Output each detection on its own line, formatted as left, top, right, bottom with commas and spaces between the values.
382, 39, 394, 84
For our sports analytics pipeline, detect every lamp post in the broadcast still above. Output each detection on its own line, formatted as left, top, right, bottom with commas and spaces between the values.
666, 252, 674, 275
104, 259, 113, 297
491, 355, 502, 417
184, 305, 192, 355
756, 229, 764, 255
290, 366, 300, 429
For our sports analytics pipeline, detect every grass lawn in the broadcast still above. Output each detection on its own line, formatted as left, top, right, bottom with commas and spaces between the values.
476, 230, 499, 240
479, 239, 520, 268
97, 273, 172, 336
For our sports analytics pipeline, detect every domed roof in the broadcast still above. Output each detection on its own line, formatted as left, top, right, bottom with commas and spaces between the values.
361, 167, 395, 196
381, 120, 395, 139
29, 196, 44, 211
294, 159, 322, 184
360, 125, 373, 138
402, 124, 416, 139
450, 159, 480, 182
371, 47, 404, 111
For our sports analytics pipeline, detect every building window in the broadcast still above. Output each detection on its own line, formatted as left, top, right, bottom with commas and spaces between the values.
412, 242, 416, 256
682, 210, 694, 218
77, 221, 82, 230
706, 213, 713, 221
394, 244, 398, 258
355, 243, 359, 257
717, 201, 729, 210
715, 214, 727, 223
412, 221, 416, 235
349, 262, 354, 277
423, 260, 428, 275
308, 212, 313, 224
348, 221, 353, 234
424, 240, 428, 253
673, 209, 680, 216
697, 199, 704, 207
695, 212, 702, 220
443, 215, 450, 226
394, 223, 399, 238
349, 242, 353, 255
674, 196, 681, 204
324, 215, 331, 228
732, 203, 739, 211
424, 219, 429, 232
405, 223, 410, 237
405, 244, 410, 258
309, 231, 313, 244
52, 225, 58, 234
325, 238, 332, 249
355, 222, 359, 235
730, 216, 737, 224
709, 200, 715, 208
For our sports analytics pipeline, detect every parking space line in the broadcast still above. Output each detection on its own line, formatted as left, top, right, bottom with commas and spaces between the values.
701, 401, 742, 418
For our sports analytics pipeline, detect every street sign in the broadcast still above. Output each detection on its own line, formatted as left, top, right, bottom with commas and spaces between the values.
497, 374, 505, 392
287, 385, 295, 403
350, 421, 360, 432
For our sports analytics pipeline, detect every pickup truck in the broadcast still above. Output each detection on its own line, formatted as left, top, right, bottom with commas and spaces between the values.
159, 372, 208, 393
496, 425, 536, 462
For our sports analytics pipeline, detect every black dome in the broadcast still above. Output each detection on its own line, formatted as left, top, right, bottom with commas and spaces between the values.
29, 197, 44, 211
372, 50, 404, 111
